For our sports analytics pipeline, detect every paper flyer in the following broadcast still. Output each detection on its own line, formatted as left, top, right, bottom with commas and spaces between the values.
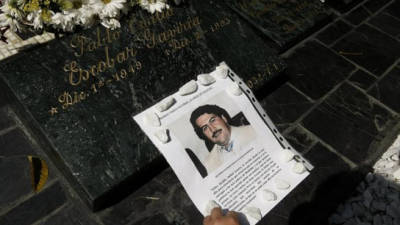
133, 62, 312, 225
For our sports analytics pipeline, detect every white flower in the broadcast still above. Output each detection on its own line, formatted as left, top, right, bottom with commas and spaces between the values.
77, 5, 97, 28
0, 0, 169, 32
0, 14, 21, 31
50, 12, 65, 28
88, 0, 104, 12
99, 0, 126, 18
27, 11, 44, 30
100, 17, 120, 29
51, 10, 78, 31
139, 0, 169, 14
1, 1, 22, 18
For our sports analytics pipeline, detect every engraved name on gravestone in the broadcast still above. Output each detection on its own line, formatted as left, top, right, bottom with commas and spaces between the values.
0, 3, 285, 210
1, 7, 215, 210
225, 0, 332, 51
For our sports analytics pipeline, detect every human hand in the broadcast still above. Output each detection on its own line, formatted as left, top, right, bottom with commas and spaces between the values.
203, 207, 240, 225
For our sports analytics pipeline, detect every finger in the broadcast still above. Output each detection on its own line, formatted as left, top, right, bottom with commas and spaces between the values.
203, 215, 211, 225
210, 207, 223, 220
226, 211, 239, 223
226, 211, 238, 219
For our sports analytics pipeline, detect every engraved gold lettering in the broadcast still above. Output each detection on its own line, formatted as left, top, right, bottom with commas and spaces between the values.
125, 47, 137, 57
158, 31, 168, 43
90, 65, 97, 77
105, 28, 112, 44
74, 36, 85, 57
66, 61, 81, 86
88, 41, 96, 51
98, 61, 107, 72
69, 35, 79, 48
113, 30, 120, 40
96, 27, 105, 48
58, 92, 73, 109
80, 92, 86, 100
116, 51, 127, 63
104, 46, 115, 68
70, 27, 122, 57
169, 38, 190, 49
79, 68, 90, 81
144, 29, 156, 48
192, 17, 200, 27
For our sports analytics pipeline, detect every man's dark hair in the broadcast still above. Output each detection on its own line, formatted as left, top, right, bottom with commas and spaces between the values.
190, 104, 232, 141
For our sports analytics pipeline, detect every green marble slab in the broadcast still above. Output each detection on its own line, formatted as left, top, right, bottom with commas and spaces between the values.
0, 2, 285, 210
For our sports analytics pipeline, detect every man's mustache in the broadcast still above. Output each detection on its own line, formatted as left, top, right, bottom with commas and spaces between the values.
212, 129, 222, 138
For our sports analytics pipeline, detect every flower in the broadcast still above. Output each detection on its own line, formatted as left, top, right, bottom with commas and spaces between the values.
27, 10, 44, 29
0, 0, 169, 32
0, 13, 21, 31
51, 10, 79, 31
100, 17, 120, 29
77, 5, 96, 28
139, 0, 169, 14
1, 0, 22, 18
23, 0, 40, 12
99, 0, 126, 18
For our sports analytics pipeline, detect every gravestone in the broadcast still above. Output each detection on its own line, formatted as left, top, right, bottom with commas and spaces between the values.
225, 0, 332, 52
0, 3, 285, 210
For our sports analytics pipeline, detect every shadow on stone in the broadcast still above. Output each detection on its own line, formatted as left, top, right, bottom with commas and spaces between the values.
328, 173, 400, 224
288, 166, 371, 225
94, 156, 169, 211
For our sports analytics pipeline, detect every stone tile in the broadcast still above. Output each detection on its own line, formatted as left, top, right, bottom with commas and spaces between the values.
384, 1, 400, 20
0, 182, 66, 225
260, 84, 313, 125
284, 126, 317, 153
0, 157, 32, 209
368, 12, 400, 37
225, 0, 331, 50
364, 0, 391, 13
99, 168, 201, 225
316, 20, 353, 45
0, 107, 15, 130
286, 41, 355, 100
305, 143, 350, 169
39, 204, 98, 225
325, 0, 363, 13
333, 24, 400, 76
0, 129, 36, 157
368, 66, 400, 112
302, 83, 395, 164
348, 69, 377, 90
345, 6, 371, 26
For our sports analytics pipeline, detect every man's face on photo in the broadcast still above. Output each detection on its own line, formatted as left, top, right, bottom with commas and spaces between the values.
195, 113, 231, 147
